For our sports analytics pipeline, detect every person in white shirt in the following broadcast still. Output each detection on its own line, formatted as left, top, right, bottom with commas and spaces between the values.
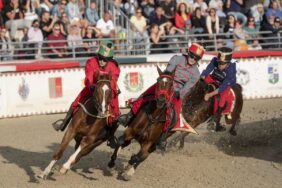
28, 19, 43, 59
96, 11, 115, 38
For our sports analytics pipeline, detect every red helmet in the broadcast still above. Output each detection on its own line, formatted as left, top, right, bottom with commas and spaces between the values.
187, 43, 205, 60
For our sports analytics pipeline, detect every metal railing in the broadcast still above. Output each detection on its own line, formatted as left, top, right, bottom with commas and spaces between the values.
0, 31, 281, 62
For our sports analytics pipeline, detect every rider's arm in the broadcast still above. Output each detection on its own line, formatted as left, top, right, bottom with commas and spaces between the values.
201, 57, 217, 78
84, 58, 95, 87
110, 63, 121, 95
217, 63, 236, 93
180, 67, 200, 98
165, 55, 179, 72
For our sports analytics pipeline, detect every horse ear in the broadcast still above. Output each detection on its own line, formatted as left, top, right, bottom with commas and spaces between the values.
157, 65, 162, 76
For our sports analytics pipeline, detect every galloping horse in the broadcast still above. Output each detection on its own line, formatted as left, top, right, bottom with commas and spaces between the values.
39, 72, 116, 179
107, 66, 175, 181
169, 78, 243, 149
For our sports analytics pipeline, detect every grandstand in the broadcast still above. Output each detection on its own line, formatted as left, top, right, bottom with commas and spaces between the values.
0, 0, 282, 60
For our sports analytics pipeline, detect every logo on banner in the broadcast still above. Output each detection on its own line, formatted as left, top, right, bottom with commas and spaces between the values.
18, 78, 30, 100
49, 77, 63, 98
124, 72, 143, 92
268, 64, 279, 84
236, 69, 249, 85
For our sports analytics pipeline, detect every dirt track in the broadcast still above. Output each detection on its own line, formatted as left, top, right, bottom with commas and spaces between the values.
0, 98, 282, 188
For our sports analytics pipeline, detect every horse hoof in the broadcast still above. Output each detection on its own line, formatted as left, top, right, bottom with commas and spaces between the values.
122, 173, 132, 181
122, 165, 135, 181
229, 130, 237, 136
38, 173, 47, 180
106, 166, 116, 176
59, 167, 68, 174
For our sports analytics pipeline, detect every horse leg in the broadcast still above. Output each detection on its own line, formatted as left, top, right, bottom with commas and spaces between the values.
107, 127, 134, 169
122, 142, 152, 181
168, 132, 188, 149
178, 132, 189, 150
38, 126, 75, 179
74, 135, 83, 151
229, 117, 240, 136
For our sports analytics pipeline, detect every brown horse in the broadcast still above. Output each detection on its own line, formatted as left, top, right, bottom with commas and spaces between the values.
107, 66, 175, 181
39, 72, 116, 179
169, 78, 243, 149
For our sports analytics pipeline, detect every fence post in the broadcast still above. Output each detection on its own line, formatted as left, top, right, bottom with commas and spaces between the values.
214, 34, 218, 51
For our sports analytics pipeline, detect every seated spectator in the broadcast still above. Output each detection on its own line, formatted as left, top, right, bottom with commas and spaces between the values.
83, 26, 98, 57
206, 8, 220, 37
40, 11, 58, 39
51, 0, 67, 18
260, 16, 282, 48
130, 8, 150, 53
191, 7, 206, 34
140, 0, 155, 19
27, 19, 44, 59
266, 0, 282, 19
163, 21, 185, 52
123, 0, 138, 18
250, 3, 264, 27
41, 0, 59, 12
66, 0, 81, 22
47, 23, 68, 58
149, 6, 168, 26
209, 0, 226, 27
96, 11, 115, 38
234, 20, 249, 51
174, 2, 191, 31
243, 17, 262, 50
67, 24, 84, 57
150, 23, 166, 54
85, 1, 99, 26
224, 0, 247, 26
193, 0, 208, 16
0, 27, 12, 61
4, 0, 31, 41
159, 0, 176, 21
223, 14, 236, 49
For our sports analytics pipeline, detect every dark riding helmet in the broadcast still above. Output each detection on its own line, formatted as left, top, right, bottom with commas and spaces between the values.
217, 47, 232, 65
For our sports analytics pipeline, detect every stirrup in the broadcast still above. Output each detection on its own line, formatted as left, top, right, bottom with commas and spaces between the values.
52, 119, 64, 131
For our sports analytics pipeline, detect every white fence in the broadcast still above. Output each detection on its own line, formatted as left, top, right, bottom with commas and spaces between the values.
0, 54, 282, 118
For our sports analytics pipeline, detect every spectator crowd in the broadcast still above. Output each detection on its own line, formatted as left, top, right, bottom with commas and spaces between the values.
0, 0, 282, 60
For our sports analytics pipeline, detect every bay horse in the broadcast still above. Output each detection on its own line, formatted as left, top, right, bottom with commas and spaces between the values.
169, 78, 243, 149
107, 66, 175, 181
39, 72, 116, 179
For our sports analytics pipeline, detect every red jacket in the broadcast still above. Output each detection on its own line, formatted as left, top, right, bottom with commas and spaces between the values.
84, 57, 120, 95
174, 12, 191, 29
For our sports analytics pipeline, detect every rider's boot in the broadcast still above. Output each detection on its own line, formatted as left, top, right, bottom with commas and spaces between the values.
52, 107, 74, 131
213, 106, 226, 132
107, 121, 119, 149
117, 110, 134, 127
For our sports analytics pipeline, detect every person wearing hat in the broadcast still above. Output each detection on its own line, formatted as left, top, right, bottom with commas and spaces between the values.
52, 40, 120, 147
201, 47, 236, 132
118, 43, 205, 150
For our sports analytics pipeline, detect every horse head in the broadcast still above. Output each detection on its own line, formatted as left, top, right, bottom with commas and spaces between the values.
155, 66, 175, 108
182, 78, 214, 126
93, 71, 112, 117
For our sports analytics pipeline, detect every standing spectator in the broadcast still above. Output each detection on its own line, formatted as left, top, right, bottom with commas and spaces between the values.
85, 1, 99, 26
150, 23, 166, 54
40, 10, 58, 39
250, 3, 264, 26
51, 0, 67, 18
159, 0, 176, 21
27, 19, 44, 58
66, 0, 81, 22
206, 8, 220, 37
149, 6, 168, 26
174, 3, 191, 31
67, 24, 83, 57
96, 11, 115, 38
0, 28, 12, 61
266, 0, 282, 19
4, 0, 31, 41
47, 23, 68, 58
83, 26, 98, 57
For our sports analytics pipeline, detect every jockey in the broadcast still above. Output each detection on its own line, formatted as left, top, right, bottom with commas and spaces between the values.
201, 47, 236, 132
52, 40, 120, 146
118, 43, 205, 150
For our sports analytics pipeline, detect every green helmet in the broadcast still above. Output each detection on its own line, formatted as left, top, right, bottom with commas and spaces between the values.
97, 40, 114, 59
